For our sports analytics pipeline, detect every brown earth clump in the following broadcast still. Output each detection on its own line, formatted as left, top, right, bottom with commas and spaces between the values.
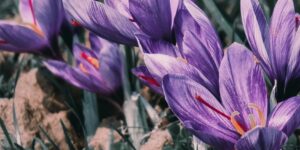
0, 69, 79, 149
140, 130, 173, 150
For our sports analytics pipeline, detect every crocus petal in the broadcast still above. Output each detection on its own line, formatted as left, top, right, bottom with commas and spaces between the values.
174, 9, 197, 51
180, 31, 220, 93
129, 0, 179, 39
97, 43, 123, 93
184, 121, 235, 150
63, 0, 139, 45
19, 0, 36, 24
240, 0, 272, 78
177, 1, 223, 66
34, 0, 64, 40
89, 32, 102, 52
287, 28, 300, 82
162, 74, 239, 144
235, 127, 287, 150
132, 66, 163, 94
0, 23, 47, 52
136, 34, 180, 57
104, 0, 131, 19
89, 32, 119, 54
219, 43, 267, 130
269, 0, 295, 81
268, 96, 300, 136
144, 53, 219, 97
44, 60, 99, 92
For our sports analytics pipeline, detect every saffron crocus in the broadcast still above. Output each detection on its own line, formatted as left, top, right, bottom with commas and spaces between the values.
0, 0, 64, 58
241, 0, 300, 100
162, 43, 300, 150
62, 0, 180, 45
44, 33, 123, 94
132, 0, 223, 97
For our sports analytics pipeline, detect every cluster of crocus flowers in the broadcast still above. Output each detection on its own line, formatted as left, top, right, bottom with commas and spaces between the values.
241, 0, 300, 100
133, 0, 223, 99
62, 0, 180, 45
163, 43, 300, 150
1, 0, 300, 149
0, 0, 64, 58
44, 33, 123, 95
131, 0, 300, 149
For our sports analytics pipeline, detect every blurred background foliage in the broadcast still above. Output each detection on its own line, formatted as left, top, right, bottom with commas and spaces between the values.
0, 0, 300, 149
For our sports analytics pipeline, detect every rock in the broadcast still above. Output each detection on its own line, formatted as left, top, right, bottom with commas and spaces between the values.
0, 69, 78, 148
89, 127, 122, 150
140, 130, 173, 150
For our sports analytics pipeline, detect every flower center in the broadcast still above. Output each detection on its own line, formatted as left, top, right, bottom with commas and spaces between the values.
71, 19, 81, 27
81, 52, 100, 68
195, 95, 265, 135
28, 24, 44, 37
138, 75, 160, 87
79, 52, 100, 74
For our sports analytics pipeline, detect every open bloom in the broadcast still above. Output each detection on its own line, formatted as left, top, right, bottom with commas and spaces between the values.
44, 33, 123, 94
162, 43, 300, 150
62, 0, 180, 45
241, 0, 300, 99
133, 0, 223, 97
0, 0, 64, 58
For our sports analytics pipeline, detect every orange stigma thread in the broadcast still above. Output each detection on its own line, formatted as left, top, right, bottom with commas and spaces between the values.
138, 75, 160, 87
28, 24, 44, 37
81, 52, 100, 69
230, 111, 245, 135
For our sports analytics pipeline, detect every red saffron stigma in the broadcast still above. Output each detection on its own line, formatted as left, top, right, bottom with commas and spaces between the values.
28, 0, 37, 25
81, 52, 89, 60
195, 95, 231, 120
296, 16, 300, 27
138, 75, 160, 87
71, 19, 80, 27
0, 40, 7, 45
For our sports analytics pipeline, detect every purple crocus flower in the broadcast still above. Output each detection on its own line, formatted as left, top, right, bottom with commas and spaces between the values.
132, 0, 223, 97
44, 33, 123, 95
62, 0, 180, 45
162, 43, 300, 150
0, 0, 64, 58
241, 0, 300, 99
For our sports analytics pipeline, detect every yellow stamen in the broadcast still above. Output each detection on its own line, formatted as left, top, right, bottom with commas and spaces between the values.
81, 52, 100, 69
253, 55, 260, 64
79, 63, 88, 74
248, 114, 256, 129
87, 57, 100, 69
248, 103, 266, 126
176, 57, 188, 64
230, 111, 245, 135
